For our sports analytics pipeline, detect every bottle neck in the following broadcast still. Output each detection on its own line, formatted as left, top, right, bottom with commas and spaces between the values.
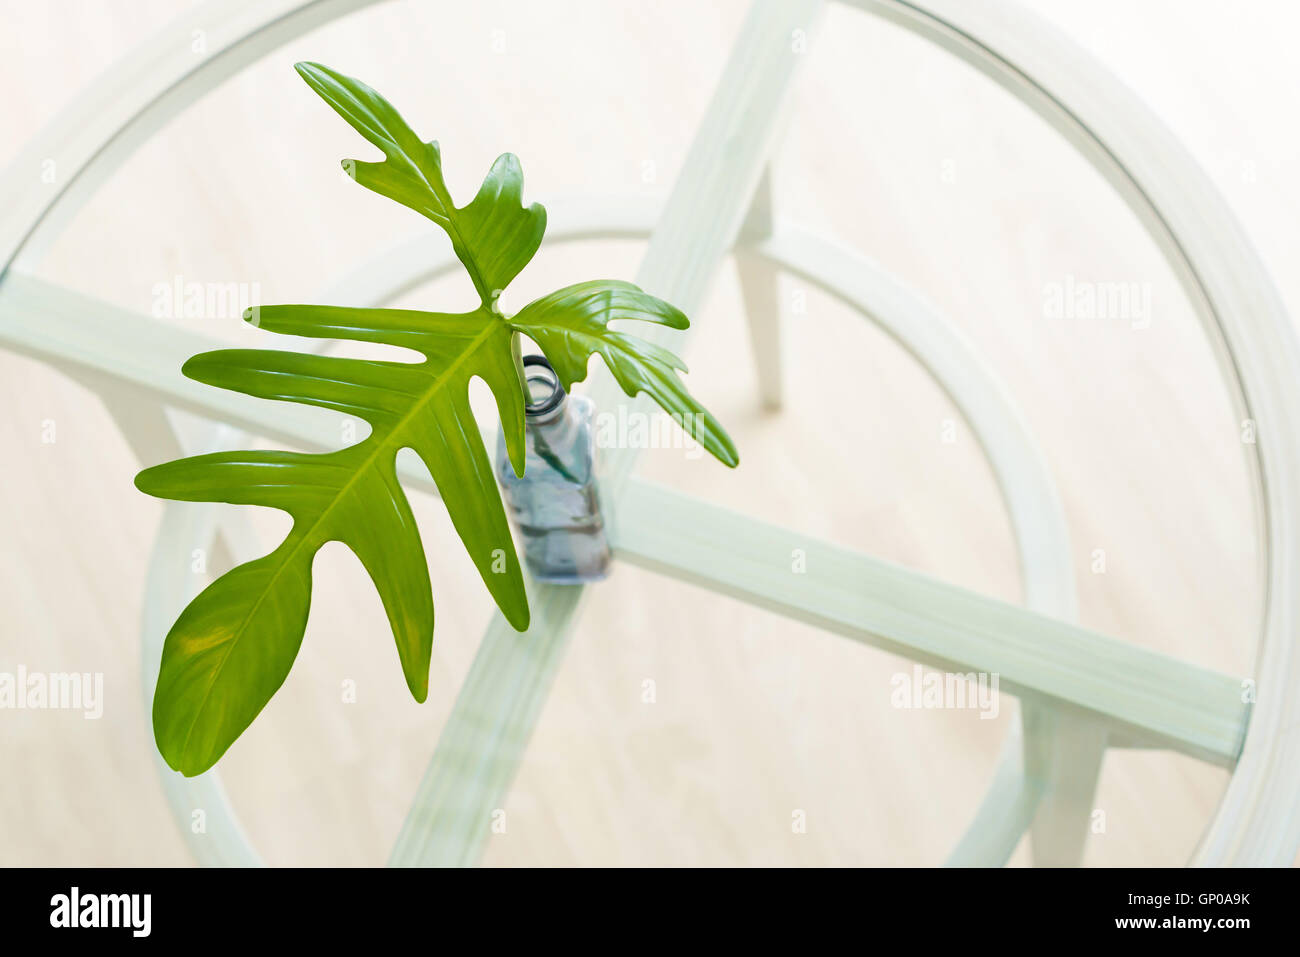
526, 395, 568, 427
522, 355, 568, 426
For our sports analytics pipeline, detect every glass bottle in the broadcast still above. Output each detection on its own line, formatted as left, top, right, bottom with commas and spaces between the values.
495, 356, 611, 584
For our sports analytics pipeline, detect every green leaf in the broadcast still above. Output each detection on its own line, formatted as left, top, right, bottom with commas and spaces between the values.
511, 281, 740, 467
295, 61, 545, 304
135, 62, 737, 777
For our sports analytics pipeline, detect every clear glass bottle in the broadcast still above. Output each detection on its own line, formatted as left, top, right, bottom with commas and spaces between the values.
495, 356, 611, 584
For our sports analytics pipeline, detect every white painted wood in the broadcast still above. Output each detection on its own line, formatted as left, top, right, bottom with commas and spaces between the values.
0, 272, 343, 450
736, 169, 786, 409
1021, 704, 1108, 866
609, 479, 1247, 766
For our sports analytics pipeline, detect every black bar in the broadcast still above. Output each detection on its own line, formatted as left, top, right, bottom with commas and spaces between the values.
0, 866, 1286, 943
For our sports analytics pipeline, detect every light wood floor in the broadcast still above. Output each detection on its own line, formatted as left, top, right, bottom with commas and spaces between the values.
2, 0, 1298, 866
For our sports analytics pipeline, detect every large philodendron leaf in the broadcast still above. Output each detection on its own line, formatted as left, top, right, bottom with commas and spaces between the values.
136, 61, 737, 777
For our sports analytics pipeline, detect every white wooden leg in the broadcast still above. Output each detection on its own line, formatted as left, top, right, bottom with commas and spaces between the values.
737, 169, 785, 410
1022, 703, 1108, 866
946, 721, 1040, 866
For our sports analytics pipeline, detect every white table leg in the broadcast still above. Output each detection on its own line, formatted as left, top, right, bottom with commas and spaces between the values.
1023, 705, 1108, 866
737, 169, 786, 410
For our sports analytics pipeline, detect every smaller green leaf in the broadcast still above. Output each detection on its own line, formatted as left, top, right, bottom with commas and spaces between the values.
510, 281, 739, 467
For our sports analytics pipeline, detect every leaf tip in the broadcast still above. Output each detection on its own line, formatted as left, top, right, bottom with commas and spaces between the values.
496, 577, 531, 633
663, 304, 689, 331
508, 606, 531, 633
711, 430, 740, 468
508, 436, 526, 478
133, 467, 158, 496
179, 353, 211, 382
293, 60, 324, 81
494, 151, 522, 175
154, 705, 215, 777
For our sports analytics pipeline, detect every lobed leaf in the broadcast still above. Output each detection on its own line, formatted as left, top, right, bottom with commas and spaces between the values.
137, 63, 737, 777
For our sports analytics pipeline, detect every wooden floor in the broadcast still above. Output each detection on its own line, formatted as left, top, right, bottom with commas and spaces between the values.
2, 0, 1298, 866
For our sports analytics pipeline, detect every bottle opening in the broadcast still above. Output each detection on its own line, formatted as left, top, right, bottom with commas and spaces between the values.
522, 355, 566, 418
